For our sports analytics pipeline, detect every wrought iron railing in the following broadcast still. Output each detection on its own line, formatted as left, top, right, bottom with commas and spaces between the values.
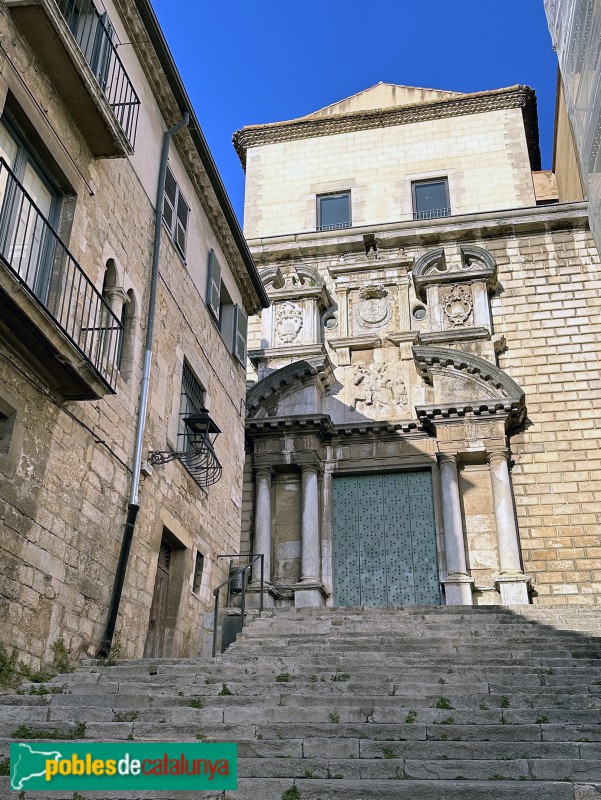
413, 208, 452, 220
317, 221, 352, 232
56, 0, 140, 148
212, 553, 264, 657
0, 158, 123, 391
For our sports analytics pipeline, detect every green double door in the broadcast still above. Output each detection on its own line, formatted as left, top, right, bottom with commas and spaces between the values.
332, 471, 441, 606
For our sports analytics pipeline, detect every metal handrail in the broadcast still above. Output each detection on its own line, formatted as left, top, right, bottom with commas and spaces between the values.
56, 0, 140, 147
0, 157, 123, 391
212, 553, 264, 657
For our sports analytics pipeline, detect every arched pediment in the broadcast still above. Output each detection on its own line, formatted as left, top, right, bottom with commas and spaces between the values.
247, 357, 334, 418
413, 345, 526, 429
413, 245, 498, 300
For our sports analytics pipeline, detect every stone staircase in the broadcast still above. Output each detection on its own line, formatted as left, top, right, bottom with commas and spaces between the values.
2, 605, 601, 799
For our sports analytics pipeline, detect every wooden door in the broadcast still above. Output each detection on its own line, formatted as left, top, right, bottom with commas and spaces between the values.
144, 540, 172, 657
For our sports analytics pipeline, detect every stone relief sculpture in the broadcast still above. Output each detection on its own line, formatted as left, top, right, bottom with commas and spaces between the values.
354, 284, 392, 332
442, 284, 473, 327
274, 301, 304, 344
351, 361, 409, 419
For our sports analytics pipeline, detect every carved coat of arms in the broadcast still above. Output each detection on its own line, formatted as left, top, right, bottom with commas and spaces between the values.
354, 284, 392, 332
275, 301, 303, 344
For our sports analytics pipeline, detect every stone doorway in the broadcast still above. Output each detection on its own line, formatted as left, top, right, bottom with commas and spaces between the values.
332, 471, 441, 606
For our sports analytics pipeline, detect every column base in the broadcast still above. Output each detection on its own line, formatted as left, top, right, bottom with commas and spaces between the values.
291, 581, 330, 608
495, 574, 531, 605
442, 575, 475, 605
245, 583, 282, 609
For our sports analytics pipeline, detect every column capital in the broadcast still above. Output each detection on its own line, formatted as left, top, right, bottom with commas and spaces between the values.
486, 447, 509, 466
437, 452, 458, 466
254, 465, 274, 478
104, 286, 129, 305
301, 462, 320, 476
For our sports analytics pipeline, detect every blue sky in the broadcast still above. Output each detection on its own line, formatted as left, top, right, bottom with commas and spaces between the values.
151, 1, 558, 225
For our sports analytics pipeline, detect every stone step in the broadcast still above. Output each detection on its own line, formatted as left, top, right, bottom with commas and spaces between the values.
236, 757, 601, 782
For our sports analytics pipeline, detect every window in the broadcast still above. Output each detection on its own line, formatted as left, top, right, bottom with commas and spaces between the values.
192, 551, 204, 595
206, 249, 248, 366
317, 191, 351, 231
412, 179, 451, 220
163, 165, 190, 257
178, 362, 205, 453
0, 117, 61, 299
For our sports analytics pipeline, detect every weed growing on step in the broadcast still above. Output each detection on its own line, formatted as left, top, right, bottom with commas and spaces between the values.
281, 786, 300, 800
440, 716, 455, 725
536, 715, 549, 724
126, 733, 134, 741
218, 684, 233, 696
438, 678, 445, 684
499, 696, 510, 708
13, 722, 86, 740
331, 672, 350, 682
434, 697, 452, 709
113, 711, 138, 722
276, 673, 291, 683
405, 710, 417, 724
0, 757, 9, 776
178, 690, 184, 696
72, 793, 86, 799
195, 733, 206, 741
382, 747, 396, 759
51, 639, 74, 674
489, 775, 504, 780
479, 703, 489, 710
330, 773, 343, 779
303, 769, 315, 778
328, 712, 340, 723
189, 698, 204, 708
309, 675, 318, 683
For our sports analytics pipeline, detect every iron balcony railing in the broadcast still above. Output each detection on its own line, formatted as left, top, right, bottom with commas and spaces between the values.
413, 208, 452, 220
56, 0, 140, 148
317, 221, 352, 232
0, 158, 123, 392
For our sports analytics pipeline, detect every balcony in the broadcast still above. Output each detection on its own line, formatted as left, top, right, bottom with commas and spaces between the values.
413, 208, 452, 221
0, 158, 123, 399
6, 0, 140, 156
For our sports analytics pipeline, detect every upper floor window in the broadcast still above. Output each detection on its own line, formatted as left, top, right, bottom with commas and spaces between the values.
0, 118, 61, 299
163, 165, 190, 257
206, 249, 248, 366
317, 191, 351, 231
412, 178, 451, 220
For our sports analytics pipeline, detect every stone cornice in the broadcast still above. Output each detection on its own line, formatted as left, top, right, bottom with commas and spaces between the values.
247, 203, 590, 265
234, 86, 540, 170
246, 414, 336, 438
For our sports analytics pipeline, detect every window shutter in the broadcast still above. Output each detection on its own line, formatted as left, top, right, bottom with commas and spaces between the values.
233, 304, 248, 365
206, 249, 221, 319
96, 13, 115, 91
175, 191, 189, 256
163, 166, 177, 233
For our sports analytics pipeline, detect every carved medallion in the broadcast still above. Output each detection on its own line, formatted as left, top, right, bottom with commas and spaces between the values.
443, 285, 473, 327
275, 301, 303, 344
354, 284, 392, 332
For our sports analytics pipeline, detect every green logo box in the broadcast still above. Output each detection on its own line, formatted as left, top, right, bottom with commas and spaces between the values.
10, 741, 237, 792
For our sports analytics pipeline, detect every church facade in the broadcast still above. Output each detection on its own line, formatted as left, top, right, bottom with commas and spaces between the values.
236, 83, 601, 609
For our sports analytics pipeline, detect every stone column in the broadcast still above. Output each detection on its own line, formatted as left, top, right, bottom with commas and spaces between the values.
253, 467, 272, 586
488, 449, 530, 605
437, 453, 474, 605
300, 465, 320, 582
293, 464, 327, 608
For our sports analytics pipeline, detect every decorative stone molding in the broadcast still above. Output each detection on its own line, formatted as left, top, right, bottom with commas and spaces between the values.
246, 357, 335, 418
413, 245, 498, 301
328, 334, 381, 351
417, 328, 491, 346
413, 346, 525, 399
234, 86, 539, 169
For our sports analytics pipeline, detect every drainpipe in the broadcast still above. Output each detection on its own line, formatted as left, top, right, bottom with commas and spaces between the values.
97, 112, 190, 658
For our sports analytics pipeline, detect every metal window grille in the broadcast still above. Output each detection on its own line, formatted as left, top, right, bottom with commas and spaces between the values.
178, 363, 205, 452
